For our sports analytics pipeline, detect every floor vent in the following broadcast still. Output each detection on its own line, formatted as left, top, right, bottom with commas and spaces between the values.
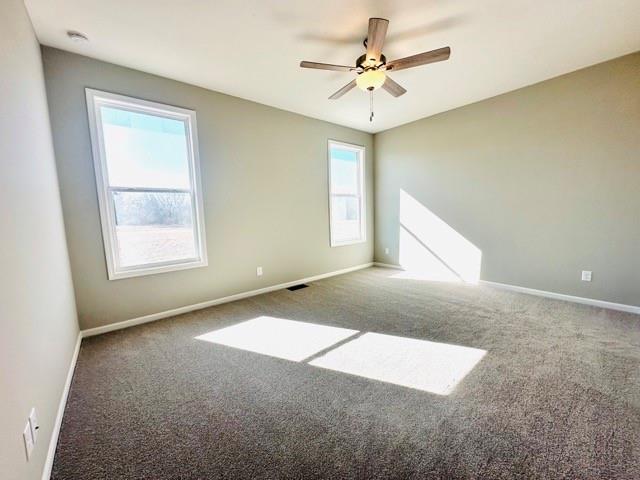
287, 284, 309, 291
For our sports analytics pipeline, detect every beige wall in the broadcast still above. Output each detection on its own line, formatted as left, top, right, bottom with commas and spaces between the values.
42, 48, 374, 330
0, 2, 79, 479
374, 53, 640, 306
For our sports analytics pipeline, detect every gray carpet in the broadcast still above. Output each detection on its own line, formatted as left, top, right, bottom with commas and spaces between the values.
52, 267, 640, 479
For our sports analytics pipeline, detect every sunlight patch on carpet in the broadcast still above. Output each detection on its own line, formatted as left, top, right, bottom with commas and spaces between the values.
195, 316, 358, 361
309, 332, 486, 395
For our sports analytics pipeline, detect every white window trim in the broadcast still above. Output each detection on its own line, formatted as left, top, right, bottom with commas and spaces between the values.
327, 139, 367, 247
86, 88, 208, 280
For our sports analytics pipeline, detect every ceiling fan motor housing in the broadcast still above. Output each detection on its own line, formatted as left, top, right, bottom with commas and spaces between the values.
357, 53, 386, 71
299, 17, 450, 103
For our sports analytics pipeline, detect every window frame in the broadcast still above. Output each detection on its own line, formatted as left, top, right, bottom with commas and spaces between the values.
327, 139, 367, 247
86, 88, 208, 280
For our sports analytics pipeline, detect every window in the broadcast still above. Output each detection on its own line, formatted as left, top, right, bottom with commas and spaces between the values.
86, 89, 207, 279
328, 140, 366, 246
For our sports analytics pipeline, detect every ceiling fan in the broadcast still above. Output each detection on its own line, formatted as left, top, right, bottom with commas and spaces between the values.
300, 18, 451, 121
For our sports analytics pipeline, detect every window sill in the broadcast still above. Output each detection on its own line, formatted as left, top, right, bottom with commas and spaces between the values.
108, 258, 208, 280
330, 239, 367, 248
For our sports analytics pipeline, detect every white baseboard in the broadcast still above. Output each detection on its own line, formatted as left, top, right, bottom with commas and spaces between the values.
480, 280, 640, 315
372, 262, 638, 314
373, 262, 402, 269
81, 262, 374, 337
41, 263, 373, 477
41, 331, 82, 480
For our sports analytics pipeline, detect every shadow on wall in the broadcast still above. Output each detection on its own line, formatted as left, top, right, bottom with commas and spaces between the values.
396, 189, 482, 283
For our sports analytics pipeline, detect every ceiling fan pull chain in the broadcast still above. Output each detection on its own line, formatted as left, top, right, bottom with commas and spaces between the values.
369, 89, 374, 122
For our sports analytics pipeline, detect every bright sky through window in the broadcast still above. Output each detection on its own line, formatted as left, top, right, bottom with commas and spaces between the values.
328, 141, 365, 246
101, 107, 191, 189
329, 147, 358, 194
86, 89, 207, 279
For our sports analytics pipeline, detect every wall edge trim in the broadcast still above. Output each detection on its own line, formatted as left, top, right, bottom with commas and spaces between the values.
480, 279, 640, 315
372, 263, 639, 314
81, 262, 374, 337
41, 331, 82, 480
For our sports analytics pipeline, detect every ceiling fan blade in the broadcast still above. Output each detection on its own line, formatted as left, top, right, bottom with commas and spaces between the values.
300, 61, 355, 72
382, 76, 407, 97
366, 18, 389, 63
329, 79, 357, 100
386, 47, 451, 72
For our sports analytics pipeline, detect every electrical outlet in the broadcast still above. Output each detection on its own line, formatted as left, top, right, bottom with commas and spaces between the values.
29, 408, 39, 443
256, 266, 263, 277
23, 422, 34, 460
384, 248, 389, 255
581, 270, 592, 282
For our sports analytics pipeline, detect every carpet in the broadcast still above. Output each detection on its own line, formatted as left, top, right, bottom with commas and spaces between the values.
52, 267, 640, 479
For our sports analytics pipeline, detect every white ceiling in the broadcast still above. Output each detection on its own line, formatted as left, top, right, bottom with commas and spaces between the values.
26, 0, 640, 133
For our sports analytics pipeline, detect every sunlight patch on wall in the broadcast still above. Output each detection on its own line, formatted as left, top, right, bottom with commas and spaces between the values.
398, 190, 482, 283
397, 225, 462, 282
195, 316, 358, 361
309, 332, 486, 395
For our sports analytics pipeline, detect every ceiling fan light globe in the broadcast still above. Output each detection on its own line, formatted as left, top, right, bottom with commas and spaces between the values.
356, 70, 386, 91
